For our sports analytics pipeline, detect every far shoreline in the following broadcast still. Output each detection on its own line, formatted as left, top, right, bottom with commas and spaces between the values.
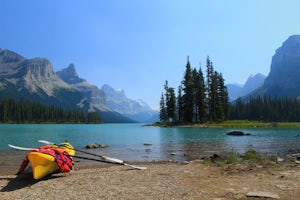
150, 120, 300, 128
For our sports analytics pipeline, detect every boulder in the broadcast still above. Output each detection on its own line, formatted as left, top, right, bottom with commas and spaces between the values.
85, 143, 109, 149
226, 131, 245, 136
85, 143, 99, 149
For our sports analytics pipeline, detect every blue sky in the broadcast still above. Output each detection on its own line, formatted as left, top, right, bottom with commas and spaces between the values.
1, 0, 300, 110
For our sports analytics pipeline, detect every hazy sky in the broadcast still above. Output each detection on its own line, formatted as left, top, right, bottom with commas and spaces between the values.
1, 0, 300, 110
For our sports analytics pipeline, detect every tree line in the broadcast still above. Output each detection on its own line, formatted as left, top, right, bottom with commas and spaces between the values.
160, 56, 229, 124
0, 98, 102, 124
229, 96, 300, 122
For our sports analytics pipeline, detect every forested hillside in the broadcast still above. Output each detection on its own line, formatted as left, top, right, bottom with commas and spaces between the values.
229, 96, 300, 122
0, 99, 102, 124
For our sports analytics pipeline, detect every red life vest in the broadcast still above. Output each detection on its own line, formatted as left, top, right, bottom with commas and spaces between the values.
17, 145, 73, 175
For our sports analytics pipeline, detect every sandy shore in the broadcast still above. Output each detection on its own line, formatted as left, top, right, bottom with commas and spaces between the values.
1, 160, 299, 200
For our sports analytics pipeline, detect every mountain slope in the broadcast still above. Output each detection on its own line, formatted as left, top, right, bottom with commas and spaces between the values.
250, 35, 300, 99
239, 73, 266, 97
227, 73, 265, 101
227, 83, 242, 101
56, 64, 134, 123
0, 49, 84, 108
0, 49, 133, 122
101, 84, 158, 122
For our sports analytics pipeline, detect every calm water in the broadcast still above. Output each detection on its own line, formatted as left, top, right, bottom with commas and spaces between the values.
0, 123, 300, 162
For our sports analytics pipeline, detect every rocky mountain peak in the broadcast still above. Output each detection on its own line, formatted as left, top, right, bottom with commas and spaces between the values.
21, 58, 55, 79
227, 73, 266, 101
0, 49, 25, 64
56, 63, 85, 84
101, 84, 158, 122
263, 35, 300, 95
101, 84, 126, 99
240, 73, 265, 96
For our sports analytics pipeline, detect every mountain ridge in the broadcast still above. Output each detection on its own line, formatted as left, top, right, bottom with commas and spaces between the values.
0, 49, 134, 122
101, 84, 158, 122
227, 73, 266, 101
57, 65, 158, 122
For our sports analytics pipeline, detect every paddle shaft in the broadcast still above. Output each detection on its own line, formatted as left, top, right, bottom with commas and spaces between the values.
51, 143, 124, 163
68, 147, 121, 162
38, 140, 147, 170
72, 155, 118, 165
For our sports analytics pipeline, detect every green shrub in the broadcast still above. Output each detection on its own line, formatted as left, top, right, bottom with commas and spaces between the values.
219, 150, 240, 165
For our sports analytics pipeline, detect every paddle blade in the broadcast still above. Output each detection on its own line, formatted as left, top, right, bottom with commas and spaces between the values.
102, 156, 124, 164
37, 140, 53, 145
124, 163, 147, 170
8, 144, 37, 151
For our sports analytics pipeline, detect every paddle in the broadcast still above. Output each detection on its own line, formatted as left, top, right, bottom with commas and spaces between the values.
8, 144, 37, 151
37, 140, 147, 170
8, 144, 128, 165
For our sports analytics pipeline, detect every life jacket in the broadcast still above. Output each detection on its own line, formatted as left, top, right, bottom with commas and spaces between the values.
17, 145, 73, 175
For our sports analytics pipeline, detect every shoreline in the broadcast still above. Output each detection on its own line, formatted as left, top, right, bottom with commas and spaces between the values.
151, 120, 300, 128
1, 160, 299, 199
1, 146, 299, 176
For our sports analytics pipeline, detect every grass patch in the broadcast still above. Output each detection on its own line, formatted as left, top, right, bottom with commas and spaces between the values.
222, 150, 240, 164
205, 148, 278, 168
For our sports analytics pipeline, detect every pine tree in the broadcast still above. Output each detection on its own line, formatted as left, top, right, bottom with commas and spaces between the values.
206, 57, 216, 121
166, 87, 176, 122
182, 57, 194, 123
159, 56, 230, 124
215, 72, 228, 121
164, 80, 176, 122
159, 93, 167, 122
177, 84, 184, 123
193, 67, 206, 123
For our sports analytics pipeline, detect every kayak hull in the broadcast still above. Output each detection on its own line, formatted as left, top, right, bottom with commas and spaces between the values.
27, 142, 75, 180
28, 152, 59, 180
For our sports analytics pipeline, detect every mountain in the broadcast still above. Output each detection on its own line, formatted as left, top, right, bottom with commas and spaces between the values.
56, 64, 134, 123
227, 83, 242, 101
227, 73, 265, 101
56, 64, 133, 123
249, 35, 300, 99
0, 49, 132, 123
101, 84, 159, 122
57, 66, 159, 122
0, 49, 84, 107
56, 64, 106, 109
240, 73, 266, 97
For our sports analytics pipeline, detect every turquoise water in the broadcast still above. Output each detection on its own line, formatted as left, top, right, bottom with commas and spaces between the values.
0, 123, 300, 162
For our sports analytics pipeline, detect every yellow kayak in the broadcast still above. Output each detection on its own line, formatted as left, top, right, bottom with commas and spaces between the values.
27, 142, 75, 180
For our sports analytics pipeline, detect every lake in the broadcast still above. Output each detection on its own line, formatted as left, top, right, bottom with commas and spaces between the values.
0, 123, 300, 162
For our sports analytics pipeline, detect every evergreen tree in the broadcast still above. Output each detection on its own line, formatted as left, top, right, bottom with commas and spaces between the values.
0, 99, 102, 124
193, 67, 206, 123
159, 56, 230, 124
206, 57, 217, 121
177, 84, 184, 123
166, 87, 176, 122
159, 93, 167, 122
182, 57, 194, 123
215, 72, 228, 121
164, 80, 176, 122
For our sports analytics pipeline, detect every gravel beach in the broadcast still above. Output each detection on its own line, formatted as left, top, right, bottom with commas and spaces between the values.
1, 160, 299, 199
